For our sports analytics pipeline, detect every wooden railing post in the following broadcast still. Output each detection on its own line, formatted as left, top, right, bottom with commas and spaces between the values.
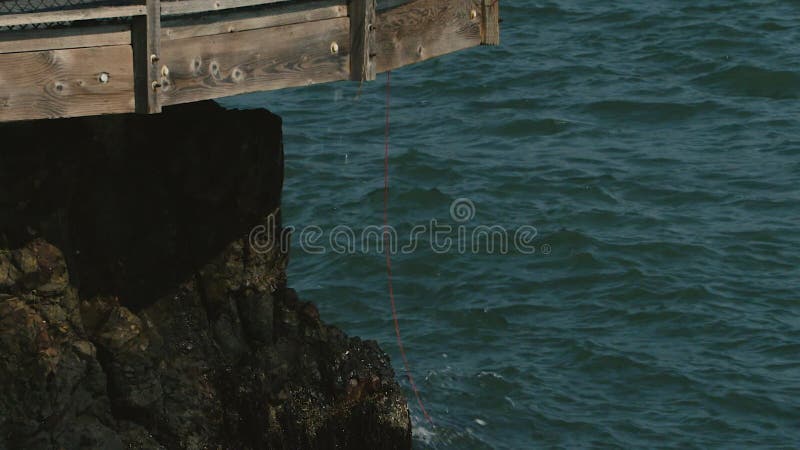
481, 0, 499, 45
349, 0, 376, 81
133, 0, 162, 113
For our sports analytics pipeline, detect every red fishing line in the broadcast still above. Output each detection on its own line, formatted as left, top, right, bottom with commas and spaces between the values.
383, 70, 433, 425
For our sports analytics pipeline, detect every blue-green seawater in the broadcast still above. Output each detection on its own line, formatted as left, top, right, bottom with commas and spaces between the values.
219, 1, 800, 447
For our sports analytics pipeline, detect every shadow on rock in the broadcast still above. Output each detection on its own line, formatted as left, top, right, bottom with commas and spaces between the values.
0, 101, 411, 449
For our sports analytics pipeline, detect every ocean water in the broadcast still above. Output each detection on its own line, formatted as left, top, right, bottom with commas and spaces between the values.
220, 1, 800, 447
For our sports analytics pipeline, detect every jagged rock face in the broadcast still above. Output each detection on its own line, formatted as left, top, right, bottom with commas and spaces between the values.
0, 102, 411, 449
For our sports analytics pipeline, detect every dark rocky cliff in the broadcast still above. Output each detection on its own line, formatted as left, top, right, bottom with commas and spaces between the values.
0, 102, 411, 449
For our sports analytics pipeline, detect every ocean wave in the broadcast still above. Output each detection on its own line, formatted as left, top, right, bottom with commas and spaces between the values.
694, 65, 800, 99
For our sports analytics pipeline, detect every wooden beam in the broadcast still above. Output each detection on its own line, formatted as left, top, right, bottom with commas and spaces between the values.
348, 0, 376, 81
132, 0, 162, 114
374, 0, 481, 73
480, 0, 499, 45
158, 16, 350, 106
0, 24, 130, 54
0, 0, 494, 122
161, 0, 289, 16
0, 5, 145, 28
162, 0, 347, 41
0, 45, 135, 122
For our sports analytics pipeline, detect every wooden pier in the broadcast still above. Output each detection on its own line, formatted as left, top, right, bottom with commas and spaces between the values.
0, 0, 499, 122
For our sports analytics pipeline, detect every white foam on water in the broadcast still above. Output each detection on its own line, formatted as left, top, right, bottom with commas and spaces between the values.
412, 423, 437, 446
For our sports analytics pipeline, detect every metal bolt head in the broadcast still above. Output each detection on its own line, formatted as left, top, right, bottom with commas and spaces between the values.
161, 65, 170, 78
470, 9, 477, 20
150, 54, 159, 64
330, 42, 339, 54
98, 72, 110, 83
152, 81, 161, 90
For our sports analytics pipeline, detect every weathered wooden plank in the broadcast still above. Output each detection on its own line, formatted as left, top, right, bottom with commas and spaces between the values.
0, 5, 145, 28
132, 0, 161, 113
0, 24, 130, 54
0, 45, 135, 122
162, 0, 346, 41
480, 0, 499, 45
158, 16, 350, 106
374, 0, 481, 73
161, 0, 288, 16
348, 0, 376, 81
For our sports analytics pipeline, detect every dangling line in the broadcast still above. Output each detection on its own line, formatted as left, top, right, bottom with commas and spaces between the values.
383, 70, 433, 425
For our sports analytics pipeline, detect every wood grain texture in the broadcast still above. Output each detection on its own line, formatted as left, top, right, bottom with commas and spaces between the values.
0, 45, 135, 122
0, 24, 130, 54
481, 0, 499, 45
348, 0, 376, 81
132, 0, 161, 113
161, 0, 288, 16
0, 5, 145, 28
374, 0, 481, 73
162, 0, 347, 41
159, 16, 350, 105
